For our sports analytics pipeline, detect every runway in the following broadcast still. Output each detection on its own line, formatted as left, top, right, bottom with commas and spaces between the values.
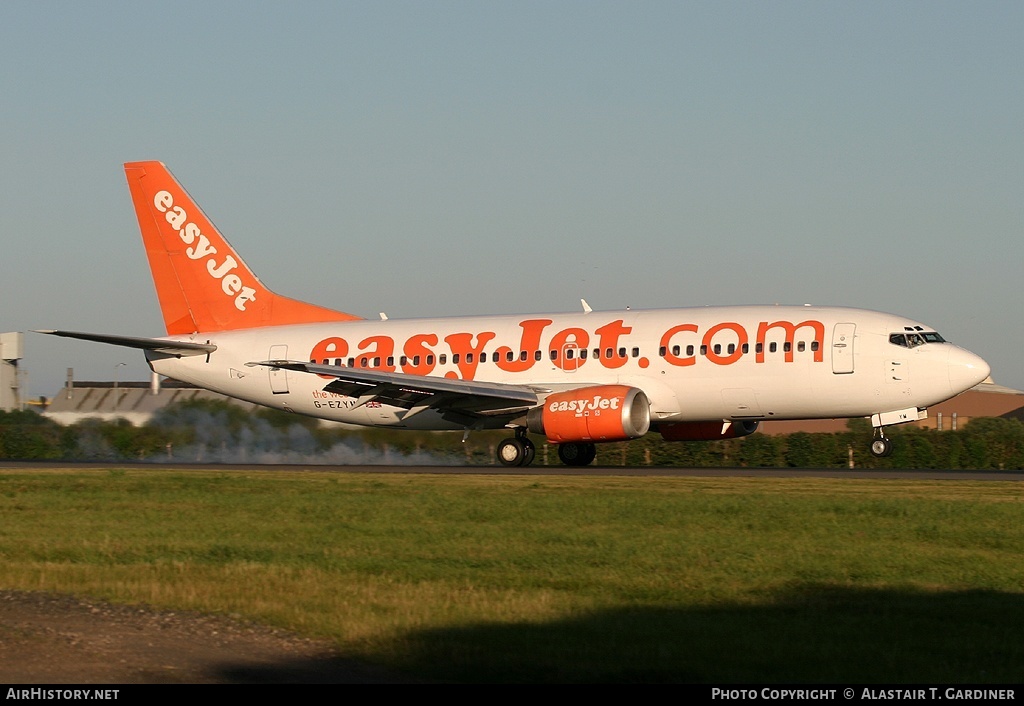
2, 461, 1023, 481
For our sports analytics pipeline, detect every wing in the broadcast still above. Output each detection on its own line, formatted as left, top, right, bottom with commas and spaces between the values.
250, 360, 542, 425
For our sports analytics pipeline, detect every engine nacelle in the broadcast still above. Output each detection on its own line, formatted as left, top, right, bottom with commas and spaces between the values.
657, 420, 759, 441
526, 385, 651, 443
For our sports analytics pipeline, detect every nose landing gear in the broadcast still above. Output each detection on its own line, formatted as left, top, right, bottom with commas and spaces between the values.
870, 430, 893, 458
868, 407, 927, 458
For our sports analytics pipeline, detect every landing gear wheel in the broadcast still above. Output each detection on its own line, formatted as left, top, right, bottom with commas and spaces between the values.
870, 437, 893, 458
581, 444, 596, 465
497, 438, 527, 467
558, 442, 597, 467
521, 438, 536, 467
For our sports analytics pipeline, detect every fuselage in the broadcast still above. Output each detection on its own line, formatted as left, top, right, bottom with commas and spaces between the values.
146, 304, 990, 431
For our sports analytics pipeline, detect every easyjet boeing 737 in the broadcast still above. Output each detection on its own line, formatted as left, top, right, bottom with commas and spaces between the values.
41, 162, 991, 466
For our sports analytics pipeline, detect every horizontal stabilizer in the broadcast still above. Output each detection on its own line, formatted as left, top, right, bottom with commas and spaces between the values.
35, 330, 216, 357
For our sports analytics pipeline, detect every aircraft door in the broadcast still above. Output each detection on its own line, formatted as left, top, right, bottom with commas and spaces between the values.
561, 342, 580, 372
268, 344, 289, 394
832, 324, 856, 374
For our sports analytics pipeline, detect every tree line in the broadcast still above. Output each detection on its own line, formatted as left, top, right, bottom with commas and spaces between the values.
1, 399, 1022, 470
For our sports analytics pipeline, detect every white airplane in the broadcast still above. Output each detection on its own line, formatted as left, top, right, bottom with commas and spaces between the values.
41, 161, 991, 466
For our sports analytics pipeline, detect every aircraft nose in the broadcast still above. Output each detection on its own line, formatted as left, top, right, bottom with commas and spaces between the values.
948, 346, 990, 394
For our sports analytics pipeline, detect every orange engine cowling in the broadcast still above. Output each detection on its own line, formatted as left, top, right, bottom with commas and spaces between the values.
526, 385, 651, 443
657, 420, 759, 441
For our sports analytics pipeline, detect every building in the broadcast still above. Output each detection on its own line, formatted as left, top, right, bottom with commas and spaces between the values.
43, 377, 260, 426
1, 332, 23, 412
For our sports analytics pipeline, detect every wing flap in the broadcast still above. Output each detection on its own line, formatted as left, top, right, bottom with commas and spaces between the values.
251, 360, 539, 417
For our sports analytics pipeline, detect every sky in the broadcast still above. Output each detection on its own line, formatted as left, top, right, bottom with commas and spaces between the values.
1, 1, 1021, 398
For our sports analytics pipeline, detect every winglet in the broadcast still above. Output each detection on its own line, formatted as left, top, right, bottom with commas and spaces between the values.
124, 161, 362, 335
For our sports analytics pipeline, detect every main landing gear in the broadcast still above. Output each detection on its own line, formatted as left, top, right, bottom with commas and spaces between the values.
557, 442, 597, 467
495, 431, 599, 467
497, 430, 536, 467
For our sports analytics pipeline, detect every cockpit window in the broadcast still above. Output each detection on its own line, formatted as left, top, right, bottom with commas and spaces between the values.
889, 331, 945, 348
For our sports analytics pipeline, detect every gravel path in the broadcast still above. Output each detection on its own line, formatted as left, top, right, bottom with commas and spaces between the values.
0, 591, 411, 683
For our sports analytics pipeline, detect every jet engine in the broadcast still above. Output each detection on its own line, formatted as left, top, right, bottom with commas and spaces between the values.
656, 420, 759, 441
526, 385, 651, 443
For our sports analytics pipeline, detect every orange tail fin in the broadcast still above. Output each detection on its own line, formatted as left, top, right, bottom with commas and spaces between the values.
125, 161, 361, 335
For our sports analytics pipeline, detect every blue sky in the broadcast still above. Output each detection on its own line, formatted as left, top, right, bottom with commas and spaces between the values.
1, 1, 1021, 397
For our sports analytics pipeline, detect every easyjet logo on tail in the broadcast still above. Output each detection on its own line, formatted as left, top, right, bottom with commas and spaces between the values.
152, 190, 257, 312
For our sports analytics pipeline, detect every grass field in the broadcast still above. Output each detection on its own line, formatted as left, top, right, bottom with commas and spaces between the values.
1, 468, 1022, 682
